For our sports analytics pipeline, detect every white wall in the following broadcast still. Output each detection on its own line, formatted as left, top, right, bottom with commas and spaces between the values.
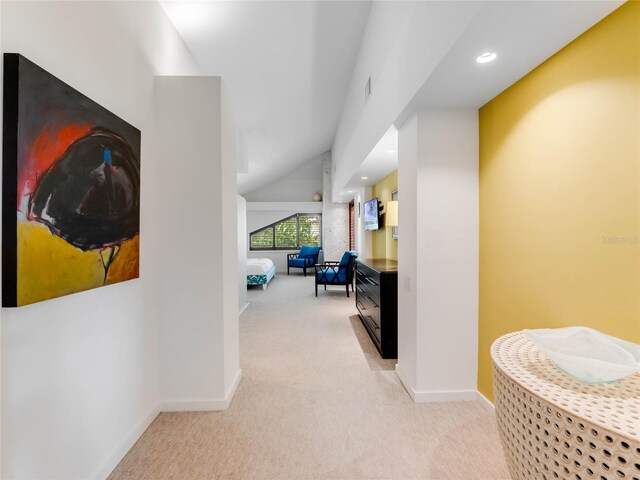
0, 2, 202, 478
396, 114, 419, 389
322, 153, 349, 261
396, 109, 478, 402
246, 202, 323, 273
353, 187, 372, 259
220, 82, 241, 403
331, 2, 482, 199
155, 76, 241, 412
243, 155, 323, 202
238, 196, 248, 312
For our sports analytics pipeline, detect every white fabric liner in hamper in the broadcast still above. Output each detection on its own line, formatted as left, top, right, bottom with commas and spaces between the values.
523, 326, 640, 383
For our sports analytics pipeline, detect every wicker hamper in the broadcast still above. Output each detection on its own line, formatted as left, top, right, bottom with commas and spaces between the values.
491, 332, 640, 480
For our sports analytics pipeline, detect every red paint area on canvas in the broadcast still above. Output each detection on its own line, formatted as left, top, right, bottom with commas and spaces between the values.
18, 124, 92, 208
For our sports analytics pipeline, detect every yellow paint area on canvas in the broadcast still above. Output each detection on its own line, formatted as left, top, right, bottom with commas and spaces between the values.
17, 222, 139, 306
106, 235, 139, 284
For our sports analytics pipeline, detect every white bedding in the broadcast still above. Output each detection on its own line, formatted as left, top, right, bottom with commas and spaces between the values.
247, 258, 275, 276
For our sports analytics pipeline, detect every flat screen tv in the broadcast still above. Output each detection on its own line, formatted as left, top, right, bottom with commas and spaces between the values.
364, 198, 380, 231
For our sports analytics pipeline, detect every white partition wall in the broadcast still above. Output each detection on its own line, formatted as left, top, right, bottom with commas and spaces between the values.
396, 109, 479, 402
238, 195, 248, 313
221, 84, 241, 397
353, 187, 373, 259
154, 76, 241, 412
396, 114, 420, 390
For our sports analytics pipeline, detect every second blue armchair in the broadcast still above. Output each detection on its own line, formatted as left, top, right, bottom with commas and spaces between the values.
314, 250, 358, 297
287, 245, 321, 276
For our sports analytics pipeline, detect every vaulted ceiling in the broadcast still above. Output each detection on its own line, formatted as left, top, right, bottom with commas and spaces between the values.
162, 1, 621, 198
161, 1, 371, 194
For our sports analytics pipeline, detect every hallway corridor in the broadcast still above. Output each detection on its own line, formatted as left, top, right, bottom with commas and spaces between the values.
109, 274, 510, 479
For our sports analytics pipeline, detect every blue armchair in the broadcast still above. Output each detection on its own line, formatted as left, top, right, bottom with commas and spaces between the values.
287, 245, 321, 276
314, 250, 358, 297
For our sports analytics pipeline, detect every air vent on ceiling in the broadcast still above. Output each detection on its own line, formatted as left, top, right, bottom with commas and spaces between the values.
365, 76, 371, 104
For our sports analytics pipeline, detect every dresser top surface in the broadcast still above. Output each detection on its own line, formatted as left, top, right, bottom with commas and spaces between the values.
356, 258, 398, 273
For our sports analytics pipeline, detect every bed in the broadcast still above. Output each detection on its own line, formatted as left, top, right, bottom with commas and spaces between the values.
246, 258, 276, 290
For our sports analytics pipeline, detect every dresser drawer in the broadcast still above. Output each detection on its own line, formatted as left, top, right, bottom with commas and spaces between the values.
362, 313, 381, 347
355, 287, 371, 316
356, 262, 380, 284
355, 277, 378, 304
356, 291, 380, 333
357, 300, 381, 345
354, 258, 397, 359
355, 270, 380, 298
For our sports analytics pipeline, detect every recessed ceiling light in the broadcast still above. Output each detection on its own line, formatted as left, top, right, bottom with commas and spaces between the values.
348, 190, 353, 193
361, 176, 368, 180
387, 149, 396, 154
476, 52, 497, 64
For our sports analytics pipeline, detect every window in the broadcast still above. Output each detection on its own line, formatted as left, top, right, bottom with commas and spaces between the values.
250, 213, 322, 251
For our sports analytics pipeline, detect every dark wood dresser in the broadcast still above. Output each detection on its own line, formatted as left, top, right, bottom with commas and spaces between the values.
355, 258, 398, 359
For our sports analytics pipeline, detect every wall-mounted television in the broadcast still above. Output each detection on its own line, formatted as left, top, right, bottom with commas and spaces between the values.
364, 198, 380, 231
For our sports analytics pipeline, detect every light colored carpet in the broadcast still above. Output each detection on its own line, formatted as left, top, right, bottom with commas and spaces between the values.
109, 273, 510, 479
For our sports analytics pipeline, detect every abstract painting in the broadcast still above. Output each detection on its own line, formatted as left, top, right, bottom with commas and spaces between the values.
2, 54, 141, 307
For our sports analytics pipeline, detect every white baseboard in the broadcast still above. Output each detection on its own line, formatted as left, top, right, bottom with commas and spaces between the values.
413, 389, 478, 402
239, 302, 250, 316
395, 364, 478, 403
161, 369, 243, 412
476, 390, 495, 415
160, 399, 229, 411
395, 363, 417, 401
93, 403, 160, 480
225, 368, 242, 403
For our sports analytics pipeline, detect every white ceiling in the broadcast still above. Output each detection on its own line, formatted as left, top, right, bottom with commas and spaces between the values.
337, 126, 398, 199
162, 1, 622, 200
335, 0, 621, 200
405, 0, 623, 111
160, 1, 371, 194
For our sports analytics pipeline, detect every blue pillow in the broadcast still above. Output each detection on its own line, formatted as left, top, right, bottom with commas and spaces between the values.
299, 245, 320, 257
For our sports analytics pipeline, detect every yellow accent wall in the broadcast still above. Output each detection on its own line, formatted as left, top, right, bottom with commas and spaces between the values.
478, 2, 640, 401
371, 169, 398, 260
